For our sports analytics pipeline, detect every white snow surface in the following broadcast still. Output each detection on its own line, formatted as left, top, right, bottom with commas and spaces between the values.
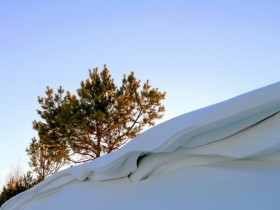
3, 82, 280, 209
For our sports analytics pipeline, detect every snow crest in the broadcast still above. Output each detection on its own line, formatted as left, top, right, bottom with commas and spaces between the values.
3, 82, 280, 210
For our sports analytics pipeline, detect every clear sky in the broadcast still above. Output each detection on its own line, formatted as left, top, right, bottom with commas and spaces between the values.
1, 0, 280, 183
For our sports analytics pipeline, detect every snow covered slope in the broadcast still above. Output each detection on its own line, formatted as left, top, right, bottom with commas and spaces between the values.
3, 82, 280, 210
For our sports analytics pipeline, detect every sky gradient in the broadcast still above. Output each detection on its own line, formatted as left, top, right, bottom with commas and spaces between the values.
1, 0, 280, 183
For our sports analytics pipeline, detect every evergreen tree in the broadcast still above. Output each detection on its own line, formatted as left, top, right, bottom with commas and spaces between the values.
26, 137, 67, 182
0, 171, 38, 207
27, 65, 165, 174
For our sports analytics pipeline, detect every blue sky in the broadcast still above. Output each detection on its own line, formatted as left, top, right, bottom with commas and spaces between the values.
1, 0, 280, 182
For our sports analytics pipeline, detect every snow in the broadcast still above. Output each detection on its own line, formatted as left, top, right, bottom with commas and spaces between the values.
3, 82, 280, 210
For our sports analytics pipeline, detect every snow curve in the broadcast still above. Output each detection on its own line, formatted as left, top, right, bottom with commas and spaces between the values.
3, 82, 280, 210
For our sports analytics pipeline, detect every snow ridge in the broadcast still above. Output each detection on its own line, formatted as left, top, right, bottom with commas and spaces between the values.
3, 82, 280, 210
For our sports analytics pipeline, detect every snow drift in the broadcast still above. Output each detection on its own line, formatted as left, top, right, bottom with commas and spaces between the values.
3, 82, 280, 210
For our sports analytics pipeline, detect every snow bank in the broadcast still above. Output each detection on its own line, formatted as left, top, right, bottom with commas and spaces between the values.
3, 82, 280, 210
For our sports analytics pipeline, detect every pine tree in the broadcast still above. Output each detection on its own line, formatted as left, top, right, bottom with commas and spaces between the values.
26, 137, 67, 181
27, 65, 165, 175
0, 171, 38, 207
